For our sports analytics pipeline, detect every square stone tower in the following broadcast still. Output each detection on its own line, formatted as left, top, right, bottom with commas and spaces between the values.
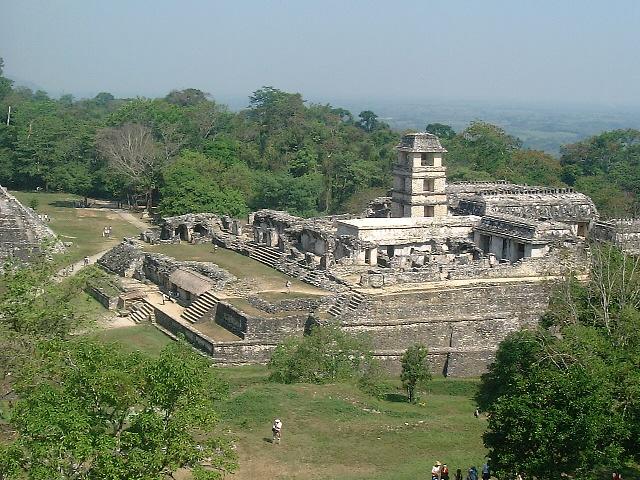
391, 132, 448, 218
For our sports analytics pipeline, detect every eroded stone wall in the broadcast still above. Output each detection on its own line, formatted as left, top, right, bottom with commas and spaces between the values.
342, 279, 555, 376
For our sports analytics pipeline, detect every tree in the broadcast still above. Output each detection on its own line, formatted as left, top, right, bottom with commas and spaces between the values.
3, 340, 237, 479
425, 123, 456, 140
96, 123, 162, 211
478, 245, 640, 479
400, 344, 431, 403
268, 324, 376, 385
165, 88, 208, 107
357, 110, 379, 133
159, 151, 249, 217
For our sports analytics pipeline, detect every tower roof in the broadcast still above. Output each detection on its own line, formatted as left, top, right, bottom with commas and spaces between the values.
397, 132, 447, 153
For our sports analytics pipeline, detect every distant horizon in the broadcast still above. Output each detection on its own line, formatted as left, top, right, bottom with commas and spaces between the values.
3, 1, 640, 110
7, 73, 640, 114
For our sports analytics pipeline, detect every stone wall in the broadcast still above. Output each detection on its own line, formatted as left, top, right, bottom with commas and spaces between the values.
342, 279, 555, 376
98, 240, 144, 276
154, 308, 276, 364
591, 219, 640, 255
214, 301, 309, 342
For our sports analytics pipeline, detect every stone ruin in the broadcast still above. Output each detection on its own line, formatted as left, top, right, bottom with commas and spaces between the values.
0, 184, 65, 265
95, 132, 639, 376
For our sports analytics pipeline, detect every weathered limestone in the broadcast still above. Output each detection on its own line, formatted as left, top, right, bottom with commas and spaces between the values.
124, 131, 638, 376
591, 219, 640, 255
391, 133, 448, 218
0, 184, 65, 264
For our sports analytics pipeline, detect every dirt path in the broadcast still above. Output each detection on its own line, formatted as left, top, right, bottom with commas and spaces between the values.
116, 210, 151, 231
54, 210, 151, 282
54, 249, 111, 282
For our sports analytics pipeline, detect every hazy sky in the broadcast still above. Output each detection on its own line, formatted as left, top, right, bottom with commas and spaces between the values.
2, 0, 639, 107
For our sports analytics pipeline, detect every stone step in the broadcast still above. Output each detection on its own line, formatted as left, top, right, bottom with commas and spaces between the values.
130, 301, 154, 323
181, 290, 220, 323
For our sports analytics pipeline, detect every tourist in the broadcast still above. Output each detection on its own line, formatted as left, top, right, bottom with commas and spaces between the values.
474, 407, 480, 418
467, 466, 478, 480
613, 472, 623, 480
272, 418, 282, 445
481, 462, 490, 480
455, 469, 463, 480
83, 256, 90, 266
102, 226, 108, 237
431, 461, 442, 480
285, 280, 292, 293
107, 225, 113, 238
441, 463, 450, 480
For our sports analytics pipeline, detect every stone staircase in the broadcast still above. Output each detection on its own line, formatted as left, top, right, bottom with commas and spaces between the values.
327, 290, 366, 317
248, 242, 284, 268
130, 300, 154, 323
181, 290, 219, 323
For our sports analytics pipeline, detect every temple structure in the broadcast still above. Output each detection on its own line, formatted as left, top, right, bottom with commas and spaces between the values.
106, 131, 638, 376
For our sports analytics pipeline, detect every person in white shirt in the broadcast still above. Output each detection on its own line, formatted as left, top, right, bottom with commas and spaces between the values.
272, 418, 283, 444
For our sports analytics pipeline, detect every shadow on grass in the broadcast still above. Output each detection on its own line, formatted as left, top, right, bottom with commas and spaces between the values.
49, 200, 78, 208
262, 437, 274, 444
384, 393, 409, 403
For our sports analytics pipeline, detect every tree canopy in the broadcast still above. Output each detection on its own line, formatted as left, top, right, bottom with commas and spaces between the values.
0, 57, 638, 218
2, 340, 236, 480
477, 245, 640, 479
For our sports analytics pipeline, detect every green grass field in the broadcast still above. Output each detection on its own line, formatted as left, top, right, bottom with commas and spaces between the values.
84, 324, 173, 355
143, 243, 324, 293
83, 324, 488, 480
11, 191, 141, 264
216, 366, 487, 480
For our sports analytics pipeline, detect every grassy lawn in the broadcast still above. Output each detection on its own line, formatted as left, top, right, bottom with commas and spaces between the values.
216, 365, 487, 480
11, 191, 141, 264
85, 324, 172, 355
143, 243, 325, 294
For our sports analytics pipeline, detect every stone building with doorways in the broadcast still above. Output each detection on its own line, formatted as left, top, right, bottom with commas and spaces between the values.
131, 131, 637, 376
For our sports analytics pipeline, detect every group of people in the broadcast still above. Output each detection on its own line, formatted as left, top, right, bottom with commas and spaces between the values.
37, 213, 51, 222
432, 461, 490, 480
102, 225, 113, 238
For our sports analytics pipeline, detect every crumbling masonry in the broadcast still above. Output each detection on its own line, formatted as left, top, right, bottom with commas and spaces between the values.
104, 132, 639, 376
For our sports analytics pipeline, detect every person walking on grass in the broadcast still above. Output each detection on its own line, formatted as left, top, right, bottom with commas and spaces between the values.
441, 463, 450, 480
432, 461, 442, 480
481, 462, 490, 480
83, 256, 90, 267
454, 468, 463, 480
272, 418, 282, 445
285, 280, 292, 293
467, 466, 478, 480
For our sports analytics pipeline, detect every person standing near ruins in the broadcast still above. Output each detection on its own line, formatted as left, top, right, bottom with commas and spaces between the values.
83, 256, 89, 267
285, 280, 291, 293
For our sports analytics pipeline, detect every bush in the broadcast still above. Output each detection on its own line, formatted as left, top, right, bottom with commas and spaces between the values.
268, 324, 381, 392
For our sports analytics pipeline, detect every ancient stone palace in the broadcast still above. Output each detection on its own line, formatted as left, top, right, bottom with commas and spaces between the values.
98, 132, 640, 376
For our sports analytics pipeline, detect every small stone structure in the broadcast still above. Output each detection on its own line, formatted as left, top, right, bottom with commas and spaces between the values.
0, 184, 65, 264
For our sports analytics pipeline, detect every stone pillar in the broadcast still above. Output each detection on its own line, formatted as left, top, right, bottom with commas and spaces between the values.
368, 248, 378, 266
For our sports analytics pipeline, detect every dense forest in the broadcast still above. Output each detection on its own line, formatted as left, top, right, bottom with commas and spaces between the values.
0, 58, 638, 218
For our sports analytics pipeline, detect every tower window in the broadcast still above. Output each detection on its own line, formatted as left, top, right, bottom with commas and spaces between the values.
421, 153, 434, 166
424, 205, 434, 217
423, 178, 435, 192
